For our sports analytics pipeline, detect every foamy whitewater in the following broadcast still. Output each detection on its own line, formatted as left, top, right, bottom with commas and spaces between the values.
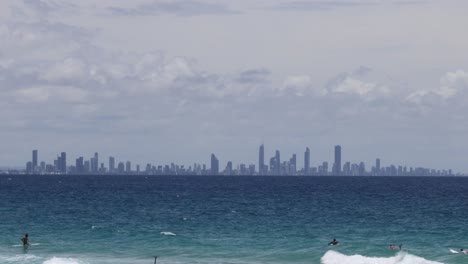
1, 175, 468, 263
321, 251, 443, 264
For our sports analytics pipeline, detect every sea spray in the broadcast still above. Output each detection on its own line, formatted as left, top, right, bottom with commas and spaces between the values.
321, 250, 443, 264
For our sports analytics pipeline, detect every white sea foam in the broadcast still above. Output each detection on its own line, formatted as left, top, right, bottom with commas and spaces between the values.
43, 257, 88, 264
0, 254, 41, 262
321, 250, 443, 264
160, 231, 176, 236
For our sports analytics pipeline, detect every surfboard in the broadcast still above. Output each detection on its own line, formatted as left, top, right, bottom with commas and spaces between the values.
13, 243, 40, 247
450, 249, 459, 254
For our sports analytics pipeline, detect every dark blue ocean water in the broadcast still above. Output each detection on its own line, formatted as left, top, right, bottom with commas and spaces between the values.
1, 175, 468, 264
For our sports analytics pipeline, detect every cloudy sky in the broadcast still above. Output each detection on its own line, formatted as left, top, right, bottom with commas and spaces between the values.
1, 0, 468, 172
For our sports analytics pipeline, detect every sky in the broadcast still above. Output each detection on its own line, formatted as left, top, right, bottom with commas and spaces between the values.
1, 0, 468, 172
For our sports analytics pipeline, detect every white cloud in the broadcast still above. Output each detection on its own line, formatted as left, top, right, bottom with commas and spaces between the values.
281, 75, 325, 96
439, 70, 468, 98
405, 70, 468, 104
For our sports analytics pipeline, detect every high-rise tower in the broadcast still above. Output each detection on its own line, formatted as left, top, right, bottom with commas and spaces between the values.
60, 152, 67, 173
259, 144, 264, 175
376, 158, 381, 175
32, 150, 38, 171
275, 150, 280, 175
211, 154, 219, 175
304, 147, 310, 175
93, 152, 99, 173
109, 156, 115, 173
333, 145, 341, 175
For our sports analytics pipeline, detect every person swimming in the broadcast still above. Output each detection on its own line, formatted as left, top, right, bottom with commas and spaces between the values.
461, 249, 467, 254
389, 244, 402, 250
21, 233, 30, 246
328, 238, 339, 246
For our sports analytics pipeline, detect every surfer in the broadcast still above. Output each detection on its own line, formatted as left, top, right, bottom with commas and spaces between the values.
21, 233, 30, 246
461, 249, 467, 254
328, 238, 339, 246
389, 244, 402, 250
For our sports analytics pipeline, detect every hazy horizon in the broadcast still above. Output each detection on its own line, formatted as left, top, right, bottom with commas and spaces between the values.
1, 0, 468, 171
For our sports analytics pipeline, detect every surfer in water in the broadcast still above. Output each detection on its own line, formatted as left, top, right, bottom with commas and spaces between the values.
328, 238, 339, 246
389, 244, 403, 250
461, 249, 467, 254
21, 233, 30, 246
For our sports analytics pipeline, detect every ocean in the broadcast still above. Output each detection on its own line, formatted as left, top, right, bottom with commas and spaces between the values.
1, 175, 468, 264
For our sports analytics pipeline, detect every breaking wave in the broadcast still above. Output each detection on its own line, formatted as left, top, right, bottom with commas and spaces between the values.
321, 250, 443, 264
160, 231, 176, 236
42, 257, 88, 264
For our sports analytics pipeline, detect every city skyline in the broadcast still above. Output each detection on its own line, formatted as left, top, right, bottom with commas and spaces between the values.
1, 1, 468, 172
8, 145, 460, 176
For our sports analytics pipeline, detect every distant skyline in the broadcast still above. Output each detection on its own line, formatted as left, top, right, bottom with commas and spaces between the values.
1, 0, 468, 171
12, 145, 460, 176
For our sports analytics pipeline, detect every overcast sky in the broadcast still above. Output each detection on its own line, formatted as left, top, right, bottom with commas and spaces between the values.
1, 0, 468, 172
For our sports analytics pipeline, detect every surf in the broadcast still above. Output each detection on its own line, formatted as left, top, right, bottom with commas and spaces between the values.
321, 250, 443, 264
42, 257, 87, 264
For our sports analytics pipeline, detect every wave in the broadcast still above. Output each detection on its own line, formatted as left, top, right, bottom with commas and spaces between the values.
160, 231, 176, 236
43, 257, 88, 264
0, 254, 41, 263
321, 250, 443, 264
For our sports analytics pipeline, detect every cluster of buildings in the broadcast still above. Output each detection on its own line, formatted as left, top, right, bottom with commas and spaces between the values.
9, 145, 458, 176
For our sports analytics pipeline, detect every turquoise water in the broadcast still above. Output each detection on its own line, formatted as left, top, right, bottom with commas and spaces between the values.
1, 175, 468, 264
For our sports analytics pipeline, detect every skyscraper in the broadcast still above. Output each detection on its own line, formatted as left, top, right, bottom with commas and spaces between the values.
290, 154, 296, 174
32, 150, 38, 170
109, 156, 115, 173
304, 147, 310, 175
126, 161, 131, 172
211, 154, 219, 175
333, 145, 341, 175
93, 152, 99, 173
60, 152, 67, 173
76, 157, 84, 173
225, 161, 233, 175
259, 144, 265, 175
376, 158, 381, 174
275, 150, 280, 175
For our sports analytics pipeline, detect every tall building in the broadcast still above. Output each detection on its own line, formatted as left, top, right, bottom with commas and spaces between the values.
60, 152, 67, 173
32, 150, 38, 170
290, 154, 296, 174
333, 145, 341, 176
210, 154, 219, 175
304, 147, 310, 175
84, 160, 90, 173
117, 162, 125, 173
259, 144, 264, 175
93, 152, 99, 173
269, 157, 276, 175
275, 150, 280, 175
225, 161, 233, 175
321, 161, 329, 175
109, 156, 115, 173
125, 161, 131, 172
76, 157, 84, 173
376, 158, 381, 174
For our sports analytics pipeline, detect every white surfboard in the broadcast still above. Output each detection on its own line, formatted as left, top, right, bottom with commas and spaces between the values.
450, 249, 459, 254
